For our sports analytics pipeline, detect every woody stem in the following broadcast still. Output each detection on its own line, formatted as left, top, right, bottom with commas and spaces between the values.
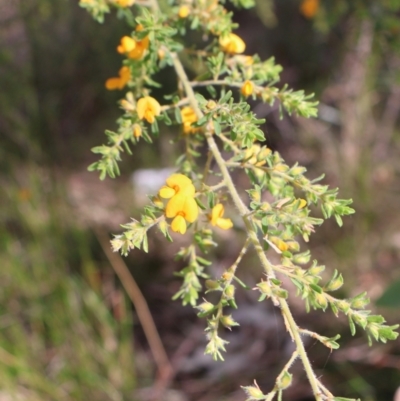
147, 0, 323, 399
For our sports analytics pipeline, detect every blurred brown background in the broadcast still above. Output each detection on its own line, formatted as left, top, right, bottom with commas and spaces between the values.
1, 0, 400, 400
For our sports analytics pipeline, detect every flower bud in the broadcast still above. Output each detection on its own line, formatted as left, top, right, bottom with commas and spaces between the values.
224, 284, 235, 299
270, 236, 289, 252
336, 300, 350, 313
206, 100, 217, 110
152, 196, 164, 209
261, 202, 271, 211
220, 315, 238, 329
315, 292, 328, 310
277, 371, 293, 390
242, 384, 264, 399
205, 279, 220, 290
133, 124, 142, 138
178, 5, 190, 18
256, 281, 272, 296
157, 48, 165, 60
241, 80, 254, 97
274, 164, 289, 172
157, 219, 168, 235
221, 271, 233, 281
293, 252, 310, 265
290, 166, 307, 176
197, 301, 214, 313
325, 274, 343, 292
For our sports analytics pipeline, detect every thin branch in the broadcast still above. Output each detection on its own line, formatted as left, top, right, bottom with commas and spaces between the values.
94, 228, 173, 382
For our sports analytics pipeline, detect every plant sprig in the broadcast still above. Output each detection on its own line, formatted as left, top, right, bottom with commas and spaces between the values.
82, 0, 399, 399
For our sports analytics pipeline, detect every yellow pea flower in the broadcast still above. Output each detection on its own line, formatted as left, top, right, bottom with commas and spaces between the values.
241, 80, 254, 97
219, 33, 246, 54
300, 0, 319, 19
159, 174, 199, 234
105, 66, 131, 90
128, 24, 150, 60
159, 173, 195, 199
178, 5, 190, 18
114, 0, 135, 7
210, 203, 233, 230
181, 106, 199, 134
167, 194, 199, 222
128, 39, 149, 60
270, 236, 289, 252
137, 96, 161, 124
133, 124, 142, 138
117, 36, 136, 54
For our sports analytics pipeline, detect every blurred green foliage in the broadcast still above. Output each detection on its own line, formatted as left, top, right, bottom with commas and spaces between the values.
0, 166, 136, 400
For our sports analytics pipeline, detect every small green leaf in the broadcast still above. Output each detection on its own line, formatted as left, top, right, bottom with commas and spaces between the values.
310, 284, 323, 294
349, 316, 356, 336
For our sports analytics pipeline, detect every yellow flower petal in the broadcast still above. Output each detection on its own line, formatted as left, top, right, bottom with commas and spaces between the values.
241, 80, 254, 97
181, 106, 199, 134
159, 186, 176, 199
165, 194, 186, 218
299, 199, 307, 209
270, 237, 289, 252
133, 124, 142, 138
171, 215, 187, 234
219, 33, 246, 54
105, 77, 122, 90
183, 196, 199, 223
166, 174, 195, 196
119, 66, 131, 85
217, 217, 233, 230
117, 36, 136, 53
127, 25, 150, 60
137, 96, 161, 124
128, 39, 148, 60
300, 0, 319, 18
178, 5, 190, 18
114, 0, 135, 7
210, 203, 224, 226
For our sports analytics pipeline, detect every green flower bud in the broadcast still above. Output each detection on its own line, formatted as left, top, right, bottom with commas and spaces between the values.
158, 219, 168, 235
350, 292, 369, 309
256, 281, 272, 296
205, 279, 221, 290
308, 264, 325, 276
206, 100, 217, 109
325, 274, 343, 292
225, 284, 235, 299
277, 371, 292, 389
290, 166, 307, 176
197, 301, 214, 313
220, 315, 239, 329
293, 251, 311, 265
242, 384, 264, 400
315, 292, 328, 310
222, 271, 233, 281
261, 202, 271, 211
368, 323, 379, 340
336, 300, 350, 313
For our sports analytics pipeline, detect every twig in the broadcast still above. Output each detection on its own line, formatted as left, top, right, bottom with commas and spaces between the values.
94, 228, 173, 383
